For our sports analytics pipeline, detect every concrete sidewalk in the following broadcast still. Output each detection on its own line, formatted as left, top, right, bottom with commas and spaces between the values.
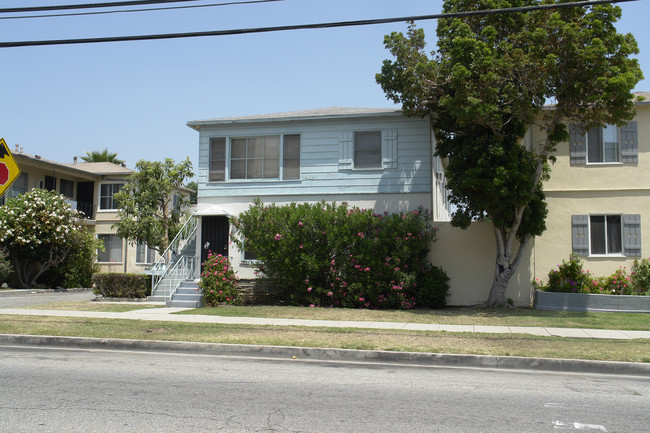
1, 306, 650, 339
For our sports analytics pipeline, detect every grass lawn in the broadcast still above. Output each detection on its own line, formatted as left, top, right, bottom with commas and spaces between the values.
1, 315, 649, 363
177, 305, 650, 331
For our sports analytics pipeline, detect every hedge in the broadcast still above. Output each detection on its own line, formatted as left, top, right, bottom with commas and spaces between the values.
92, 273, 152, 298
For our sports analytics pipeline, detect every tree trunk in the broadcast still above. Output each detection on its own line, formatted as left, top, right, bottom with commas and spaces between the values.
485, 227, 530, 307
486, 261, 515, 307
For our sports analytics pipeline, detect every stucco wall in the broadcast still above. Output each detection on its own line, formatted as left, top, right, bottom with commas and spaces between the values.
531, 103, 650, 282
430, 222, 534, 307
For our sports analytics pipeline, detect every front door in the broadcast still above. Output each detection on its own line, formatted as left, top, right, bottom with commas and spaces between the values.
201, 215, 229, 268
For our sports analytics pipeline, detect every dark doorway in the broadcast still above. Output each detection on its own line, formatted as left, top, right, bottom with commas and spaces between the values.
201, 215, 229, 267
76, 182, 95, 219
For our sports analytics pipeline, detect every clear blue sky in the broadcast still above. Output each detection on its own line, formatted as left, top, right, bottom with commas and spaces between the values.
1, 0, 647, 174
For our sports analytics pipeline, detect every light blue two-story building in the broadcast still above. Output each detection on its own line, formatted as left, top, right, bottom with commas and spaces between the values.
186, 107, 451, 280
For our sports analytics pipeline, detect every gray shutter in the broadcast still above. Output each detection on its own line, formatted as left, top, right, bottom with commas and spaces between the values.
620, 121, 638, 163
623, 214, 642, 257
382, 129, 398, 169
572, 215, 589, 256
338, 131, 353, 170
569, 124, 586, 165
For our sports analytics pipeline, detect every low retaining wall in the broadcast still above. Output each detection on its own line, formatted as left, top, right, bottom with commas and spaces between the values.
535, 290, 650, 313
237, 279, 283, 305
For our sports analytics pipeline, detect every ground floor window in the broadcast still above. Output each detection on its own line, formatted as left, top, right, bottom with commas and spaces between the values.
589, 215, 621, 255
572, 214, 641, 257
98, 234, 123, 263
136, 242, 156, 264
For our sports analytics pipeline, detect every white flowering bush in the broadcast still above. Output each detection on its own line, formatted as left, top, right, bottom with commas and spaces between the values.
0, 188, 84, 288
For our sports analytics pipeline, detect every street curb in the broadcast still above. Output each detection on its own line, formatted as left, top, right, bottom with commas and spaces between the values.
1, 333, 648, 376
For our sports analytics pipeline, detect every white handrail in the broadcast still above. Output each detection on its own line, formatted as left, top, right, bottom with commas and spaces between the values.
150, 215, 198, 296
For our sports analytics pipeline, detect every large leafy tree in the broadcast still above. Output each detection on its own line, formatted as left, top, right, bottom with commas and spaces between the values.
376, 0, 643, 306
81, 148, 125, 165
113, 158, 194, 257
0, 188, 89, 288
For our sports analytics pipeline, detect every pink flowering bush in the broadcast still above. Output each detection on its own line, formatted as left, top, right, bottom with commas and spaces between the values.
199, 253, 239, 306
231, 200, 449, 309
536, 255, 648, 295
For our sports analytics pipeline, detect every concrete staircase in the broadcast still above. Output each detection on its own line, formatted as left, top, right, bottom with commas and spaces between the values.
166, 280, 202, 308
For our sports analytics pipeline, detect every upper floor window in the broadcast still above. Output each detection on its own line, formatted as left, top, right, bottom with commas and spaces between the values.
44, 175, 56, 192
1, 172, 28, 204
209, 135, 300, 182
338, 129, 397, 170
354, 131, 382, 169
570, 122, 638, 165
587, 124, 619, 163
60, 178, 74, 198
100, 183, 123, 210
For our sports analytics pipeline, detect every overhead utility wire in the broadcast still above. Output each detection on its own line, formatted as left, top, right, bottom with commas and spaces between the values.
0, 0, 637, 48
0, 0, 283, 20
0, 0, 204, 14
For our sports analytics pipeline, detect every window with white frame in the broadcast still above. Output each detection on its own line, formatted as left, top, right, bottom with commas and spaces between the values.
354, 131, 382, 169
136, 242, 156, 264
572, 214, 641, 257
97, 234, 123, 263
570, 122, 638, 165
209, 135, 300, 181
99, 183, 123, 210
590, 215, 622, 255
587, 124, 619, 163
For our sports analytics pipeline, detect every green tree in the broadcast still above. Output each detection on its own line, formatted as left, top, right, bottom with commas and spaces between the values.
185, 180, 198, 205
113, 158, 194, 257
376, 0, 643, 306
80, 148, 125, 165
0, 189, 85, 288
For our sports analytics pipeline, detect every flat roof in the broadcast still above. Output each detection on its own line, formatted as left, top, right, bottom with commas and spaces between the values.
187, 107, 404, 130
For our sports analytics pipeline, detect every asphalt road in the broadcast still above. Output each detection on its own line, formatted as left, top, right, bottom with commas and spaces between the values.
0, 290, 94, 308
0, 345, 648, 432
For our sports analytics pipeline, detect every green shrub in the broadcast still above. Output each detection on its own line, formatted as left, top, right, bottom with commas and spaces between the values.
199, 253, 239, 306
0, 248, 13, 285
540, 254, 593, 293
42, 228, 102, 288
631, 258, 650, 295
232, 200, 449, 309
92, 273, 151, 298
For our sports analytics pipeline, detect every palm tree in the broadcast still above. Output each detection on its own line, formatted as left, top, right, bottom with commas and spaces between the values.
80, 149, 125, 165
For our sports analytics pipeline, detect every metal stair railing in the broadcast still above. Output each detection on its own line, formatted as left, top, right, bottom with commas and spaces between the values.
159, 255, 196, 301
149, 215, 198, 298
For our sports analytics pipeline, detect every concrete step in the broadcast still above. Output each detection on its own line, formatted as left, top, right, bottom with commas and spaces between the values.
176, 288, 199, 294
166, 299, 202, 308
172, 294, 201, 302
146, 296, 168, 302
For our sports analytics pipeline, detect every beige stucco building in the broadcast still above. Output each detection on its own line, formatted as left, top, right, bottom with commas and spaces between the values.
2, 148, 162, 274
432, 94, 649, 306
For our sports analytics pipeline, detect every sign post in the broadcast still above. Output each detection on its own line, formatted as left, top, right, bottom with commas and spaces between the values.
0, 138, 21, 198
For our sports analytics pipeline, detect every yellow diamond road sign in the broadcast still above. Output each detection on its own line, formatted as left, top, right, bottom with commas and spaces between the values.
0, 138, 21, 198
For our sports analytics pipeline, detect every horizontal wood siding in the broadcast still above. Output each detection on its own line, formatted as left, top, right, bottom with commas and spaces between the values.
197, 115, 431, 198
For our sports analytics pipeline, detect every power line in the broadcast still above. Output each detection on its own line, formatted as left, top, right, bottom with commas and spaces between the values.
0, 0, 283, 20
0, 0, 203, 14
0, 0, 638, 49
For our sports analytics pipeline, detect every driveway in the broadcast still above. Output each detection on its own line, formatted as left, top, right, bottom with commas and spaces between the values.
0, 290, 94, 308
